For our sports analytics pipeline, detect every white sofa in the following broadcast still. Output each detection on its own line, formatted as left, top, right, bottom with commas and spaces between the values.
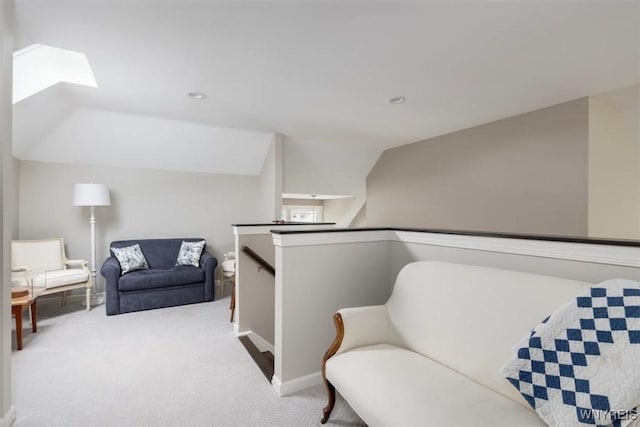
321, 261, 595, 426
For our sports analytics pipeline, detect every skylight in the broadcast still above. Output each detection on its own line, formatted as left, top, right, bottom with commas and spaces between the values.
13, 44, 98, 104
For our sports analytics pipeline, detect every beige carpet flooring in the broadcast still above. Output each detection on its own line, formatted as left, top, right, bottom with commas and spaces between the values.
11, 294, 365, 427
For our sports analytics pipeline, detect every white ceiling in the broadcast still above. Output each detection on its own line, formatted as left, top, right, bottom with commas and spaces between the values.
12, 0, 640, 174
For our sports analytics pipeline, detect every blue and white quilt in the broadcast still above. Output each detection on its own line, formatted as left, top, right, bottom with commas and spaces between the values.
500, 279, 640, 427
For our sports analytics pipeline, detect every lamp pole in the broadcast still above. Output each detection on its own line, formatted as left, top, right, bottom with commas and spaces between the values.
89, 205, 97, 295
73, 183, 111, 307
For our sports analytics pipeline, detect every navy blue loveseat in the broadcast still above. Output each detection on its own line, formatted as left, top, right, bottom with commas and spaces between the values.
101, 238, 217, 315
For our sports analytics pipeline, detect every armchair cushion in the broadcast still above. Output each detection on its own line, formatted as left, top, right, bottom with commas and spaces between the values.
33, 269, 90, 289
111, 244, 149, 274
175, 240, 205, 267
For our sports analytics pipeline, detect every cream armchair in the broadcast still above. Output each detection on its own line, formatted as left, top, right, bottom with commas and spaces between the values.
11, 238, 92, 310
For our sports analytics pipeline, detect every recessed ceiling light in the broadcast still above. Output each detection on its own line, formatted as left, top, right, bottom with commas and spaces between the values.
389, 96, 406, 104
187, 91, 206, 100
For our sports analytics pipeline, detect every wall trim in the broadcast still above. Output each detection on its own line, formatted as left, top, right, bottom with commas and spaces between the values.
271, 228, 640, 267
271, 372, 322, 396
233, 224, 335, 236
236, 330, 275, 354
392, 231, 640, 268
0, 406, 15, 427
272, 230, 391, 247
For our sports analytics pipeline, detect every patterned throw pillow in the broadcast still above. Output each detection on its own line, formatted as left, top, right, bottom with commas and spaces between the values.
111, 244, 149, 275
176, 240, 206, 267
500, 279, 640, 427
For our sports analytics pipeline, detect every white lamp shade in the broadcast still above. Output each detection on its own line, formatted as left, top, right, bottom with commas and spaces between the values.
73, 183, 111, 206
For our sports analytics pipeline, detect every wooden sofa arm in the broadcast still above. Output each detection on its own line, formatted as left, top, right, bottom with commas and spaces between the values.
321, 305, 388, 424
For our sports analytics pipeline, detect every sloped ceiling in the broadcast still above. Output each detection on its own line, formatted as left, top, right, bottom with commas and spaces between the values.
12, 0, 640, 175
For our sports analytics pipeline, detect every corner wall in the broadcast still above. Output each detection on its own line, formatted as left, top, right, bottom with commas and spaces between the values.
366, 98, 589, 236
588, 95, 640, 239
258, 134, 283, 222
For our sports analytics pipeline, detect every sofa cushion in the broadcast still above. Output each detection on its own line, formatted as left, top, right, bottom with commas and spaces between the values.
500, 278, 640, 427
111, 238, 205, 269
385, 261, 591, 408
111, 244, 149, 274
117, 266, 205, 291
33, 269, 89, 289
326, 343, 545, 427
176, 240, 206, 267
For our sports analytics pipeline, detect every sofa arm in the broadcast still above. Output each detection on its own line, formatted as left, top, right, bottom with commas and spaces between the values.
200, 251, 218, 301
101, 257, 122, 315
320, 305, 389, 423
335, 305, 389, 355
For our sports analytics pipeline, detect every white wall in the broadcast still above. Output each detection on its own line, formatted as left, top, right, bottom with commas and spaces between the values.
1, 0, 15, 424
18, 160, 263, 292
283, 136, 381, 225
258, 134, 283, 222
323, 197, 354, 225
14, 107, 274, 176
588, 95, 640, 239
273, 234, 391, 395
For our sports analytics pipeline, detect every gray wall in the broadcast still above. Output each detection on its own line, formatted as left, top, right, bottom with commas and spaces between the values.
236, 233, 276, 347
18, 160, 263, 291
367, 98, 589, 236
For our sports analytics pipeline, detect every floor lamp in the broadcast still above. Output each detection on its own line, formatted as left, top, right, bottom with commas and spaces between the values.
73, 183, 111, 305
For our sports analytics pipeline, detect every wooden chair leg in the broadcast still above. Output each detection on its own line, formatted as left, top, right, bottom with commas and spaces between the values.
229, 274, 236, 322
61, 291, 67, 307
86, 286, 91, 311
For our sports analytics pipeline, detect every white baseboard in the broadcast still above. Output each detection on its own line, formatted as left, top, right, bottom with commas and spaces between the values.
236, 330, 275, 354
272, 371, 322, 396
0, 405, 15, 427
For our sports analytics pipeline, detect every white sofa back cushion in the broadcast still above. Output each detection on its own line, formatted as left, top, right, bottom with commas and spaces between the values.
385, 261, 591, 408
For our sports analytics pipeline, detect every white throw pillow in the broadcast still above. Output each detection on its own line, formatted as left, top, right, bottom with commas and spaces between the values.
111, 244, 149, 275
500, 279, 640, 427
175, 240, 205, 267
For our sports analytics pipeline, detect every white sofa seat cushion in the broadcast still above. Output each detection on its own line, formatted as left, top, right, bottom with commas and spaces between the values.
326, 343, 545, 427
33, 269, 89, 289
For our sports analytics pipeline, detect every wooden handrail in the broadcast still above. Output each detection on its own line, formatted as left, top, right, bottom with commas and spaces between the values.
242, 246, 275, 276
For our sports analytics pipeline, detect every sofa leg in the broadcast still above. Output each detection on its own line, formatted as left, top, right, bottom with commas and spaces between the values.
321, 380, 336, 424
321, 312, 344, 424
